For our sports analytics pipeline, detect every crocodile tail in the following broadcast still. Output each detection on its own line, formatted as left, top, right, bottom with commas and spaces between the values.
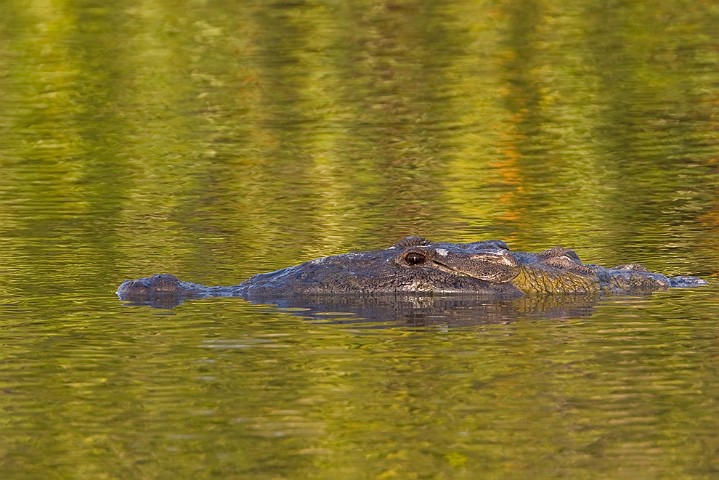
668, 276, 708, 288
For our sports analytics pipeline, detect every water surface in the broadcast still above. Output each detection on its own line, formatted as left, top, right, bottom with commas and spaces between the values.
1, 0, 719, 478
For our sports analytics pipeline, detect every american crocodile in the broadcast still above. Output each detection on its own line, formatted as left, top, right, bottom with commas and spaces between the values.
117, 236, 706, 307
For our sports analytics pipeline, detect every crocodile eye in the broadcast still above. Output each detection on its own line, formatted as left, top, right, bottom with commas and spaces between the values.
404, 252, 426, 265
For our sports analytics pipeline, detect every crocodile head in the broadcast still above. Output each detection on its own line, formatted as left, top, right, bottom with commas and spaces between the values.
391, 236, 520, 283
238, 236, 527, 297
387, 238, 602, 295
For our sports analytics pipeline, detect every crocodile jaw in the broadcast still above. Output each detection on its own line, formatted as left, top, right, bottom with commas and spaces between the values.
512, 266, 601, 294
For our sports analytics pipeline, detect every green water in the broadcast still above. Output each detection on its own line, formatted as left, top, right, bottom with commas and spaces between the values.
2, 0, 719, 478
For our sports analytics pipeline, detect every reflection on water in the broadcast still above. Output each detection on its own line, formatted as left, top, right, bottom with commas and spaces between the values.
4, 289, 719, 479
121, 290, 606, 325
1, 0, 719, 478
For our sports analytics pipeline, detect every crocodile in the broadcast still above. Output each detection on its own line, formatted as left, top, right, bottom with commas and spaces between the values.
116, 236, 706, 307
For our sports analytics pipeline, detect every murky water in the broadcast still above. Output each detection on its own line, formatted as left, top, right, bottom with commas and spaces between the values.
2, 1, 719, 478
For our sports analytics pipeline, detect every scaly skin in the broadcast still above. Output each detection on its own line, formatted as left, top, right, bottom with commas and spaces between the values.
117, 236, 706, 305
513, 266, 601, 295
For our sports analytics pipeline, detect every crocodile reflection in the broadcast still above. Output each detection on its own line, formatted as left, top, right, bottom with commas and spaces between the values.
117, 236, 706, 319
256, 294, 608, 326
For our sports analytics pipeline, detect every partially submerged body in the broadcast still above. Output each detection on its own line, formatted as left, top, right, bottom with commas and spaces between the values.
117, 236, 707, 306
